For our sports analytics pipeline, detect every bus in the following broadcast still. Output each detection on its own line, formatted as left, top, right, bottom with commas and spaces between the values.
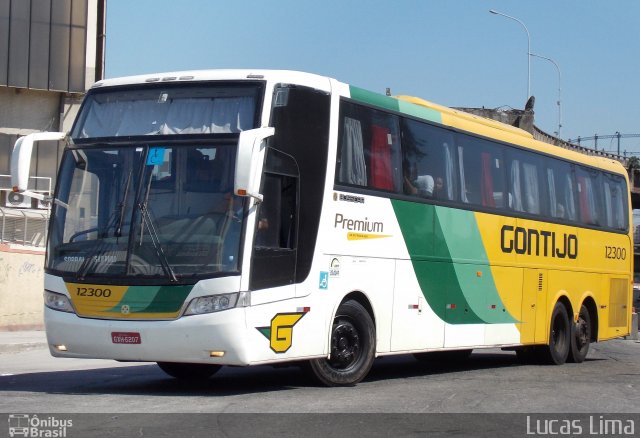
11, 70, 632, 386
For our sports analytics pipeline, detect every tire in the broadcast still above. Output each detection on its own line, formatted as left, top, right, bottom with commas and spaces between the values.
542, 302, 571, 365
568, 304, 591, 363
157, 362, 221, 380
309, 300, 376, 386
413, 349, 472, 363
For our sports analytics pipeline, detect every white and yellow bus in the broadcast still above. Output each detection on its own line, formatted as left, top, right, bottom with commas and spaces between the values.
11, 70, 632, 386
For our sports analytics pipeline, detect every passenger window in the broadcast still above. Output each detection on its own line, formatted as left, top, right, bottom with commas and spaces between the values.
457, 134, 504, 208
545, 159, 576, 221
507, 150, 544, 215
337, 102, 402, 193
603, 173, 627, 230
575, 166, 603, 226
402, 119, 456, 201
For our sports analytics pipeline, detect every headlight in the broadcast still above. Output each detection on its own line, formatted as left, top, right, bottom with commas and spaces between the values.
184, 293, 239, 315
44, 290, 75, 313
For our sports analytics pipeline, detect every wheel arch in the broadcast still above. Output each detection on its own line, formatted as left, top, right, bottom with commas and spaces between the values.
340, 290, 377, 330
555, 294, 574, 325
581, 295, 599, 343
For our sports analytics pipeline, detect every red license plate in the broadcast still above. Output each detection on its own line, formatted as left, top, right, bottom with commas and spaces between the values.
111, 332, 141, 344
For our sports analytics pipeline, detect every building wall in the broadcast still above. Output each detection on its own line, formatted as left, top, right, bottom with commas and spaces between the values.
0, 0, 103, 330
0, 0, 90, 93
0, 246, 45, 330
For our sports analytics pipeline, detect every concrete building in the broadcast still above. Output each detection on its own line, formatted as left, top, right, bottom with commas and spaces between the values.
0, 0, 105, 330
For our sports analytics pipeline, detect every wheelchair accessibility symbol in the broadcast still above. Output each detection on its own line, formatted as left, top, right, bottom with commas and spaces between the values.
319, 271, 329, 290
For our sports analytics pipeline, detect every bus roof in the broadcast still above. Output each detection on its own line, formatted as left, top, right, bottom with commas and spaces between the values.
92, 69, 333, 91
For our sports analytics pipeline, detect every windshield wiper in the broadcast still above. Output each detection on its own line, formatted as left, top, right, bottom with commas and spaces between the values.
115, 168, 133, 237
137, 166, 178, 282
137, 203, 177, 282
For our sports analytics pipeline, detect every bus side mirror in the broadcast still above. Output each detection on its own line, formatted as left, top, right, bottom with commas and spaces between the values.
11, 132, 67, 192
234, 127, 275, 203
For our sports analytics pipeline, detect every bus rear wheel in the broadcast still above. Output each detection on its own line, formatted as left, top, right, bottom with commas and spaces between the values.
309, 300, 375, 387
568, 304, 591, 363
543, 302, 571, 365
157, 362, 221, 380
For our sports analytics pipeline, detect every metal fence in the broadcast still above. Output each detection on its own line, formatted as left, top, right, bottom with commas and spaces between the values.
0, 206, 49, 248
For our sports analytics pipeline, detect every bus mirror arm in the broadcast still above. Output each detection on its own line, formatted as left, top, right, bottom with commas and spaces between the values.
234, 127, 275, 203
11, 132, 67, 192
18, 190, 69, 209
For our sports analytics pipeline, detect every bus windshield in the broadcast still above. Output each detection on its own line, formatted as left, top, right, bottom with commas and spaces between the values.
47, 143, 246, 282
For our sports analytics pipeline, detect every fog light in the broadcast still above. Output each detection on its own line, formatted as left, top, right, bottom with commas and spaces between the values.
209, 351, 225, 357
55, 344, 67, 352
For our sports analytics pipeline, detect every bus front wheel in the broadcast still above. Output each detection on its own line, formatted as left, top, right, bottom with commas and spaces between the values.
568, 304, 591, 363
157, 362, 221, 380
543, 302, 571, 365
309, 300, 375, 387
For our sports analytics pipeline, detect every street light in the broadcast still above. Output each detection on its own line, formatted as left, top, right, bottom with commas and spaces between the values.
489, 9, 531, 103
530, 53, 562, 138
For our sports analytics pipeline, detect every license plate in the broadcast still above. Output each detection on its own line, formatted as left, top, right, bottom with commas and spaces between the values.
111, 332, 141, 344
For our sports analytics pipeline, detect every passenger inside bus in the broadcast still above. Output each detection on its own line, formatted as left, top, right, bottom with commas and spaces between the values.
404, 174, 434, 197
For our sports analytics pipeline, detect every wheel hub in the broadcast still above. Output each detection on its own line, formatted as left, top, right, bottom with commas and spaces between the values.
575, 318, 588, 347
329, 322, 361, 369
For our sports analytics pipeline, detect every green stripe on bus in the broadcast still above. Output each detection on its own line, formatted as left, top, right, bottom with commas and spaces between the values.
391, 200, 516, 324
349, 86, 400, 112
397, 100, 441, 124
107, 285, 193, 314
349, 86, 442, 123
391, 200, 482, 323
434, 207, 516, 323
138, 285, 193, 313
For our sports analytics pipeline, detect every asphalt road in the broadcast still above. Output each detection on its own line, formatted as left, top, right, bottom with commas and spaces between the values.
1, 337, 639, 437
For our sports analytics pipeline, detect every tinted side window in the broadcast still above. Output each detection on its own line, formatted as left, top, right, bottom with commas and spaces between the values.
402, 119, 456, 201
575, 166, 603, 226
507, 149, 546, 215
267, 85, 330, 284
337, 101, 402, 193
603, 172, 628, 231
544, 158, 577, 221
457, 134, 505, 208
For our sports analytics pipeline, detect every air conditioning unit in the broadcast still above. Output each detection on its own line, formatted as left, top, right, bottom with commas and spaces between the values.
1, 190, 32, 209
33, 193, 51, 210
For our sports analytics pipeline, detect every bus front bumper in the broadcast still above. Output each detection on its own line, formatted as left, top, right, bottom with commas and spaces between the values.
44, 306, 252, 365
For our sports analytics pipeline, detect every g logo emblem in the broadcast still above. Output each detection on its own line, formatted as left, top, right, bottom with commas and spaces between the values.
256, 312, 306, 353
121, 305, 130, 315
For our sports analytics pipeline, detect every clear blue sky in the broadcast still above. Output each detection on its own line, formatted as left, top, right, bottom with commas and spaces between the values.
105, 0, 640, 155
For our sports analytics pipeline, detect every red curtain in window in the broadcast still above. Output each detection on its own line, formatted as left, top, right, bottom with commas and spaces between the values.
577, 176, 591, 223
480, 152, 495, 207
370, 125, 394, 190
